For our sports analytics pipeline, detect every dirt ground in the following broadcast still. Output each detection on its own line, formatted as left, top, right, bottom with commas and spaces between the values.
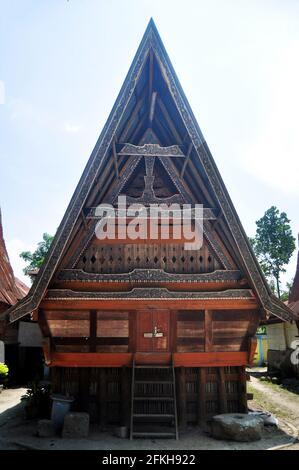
246, 370, 299, 450
0, 386, 296, 450
249, 376, 299, 428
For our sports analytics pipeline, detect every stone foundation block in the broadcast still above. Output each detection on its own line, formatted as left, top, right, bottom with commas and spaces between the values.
210, 413, 264, 442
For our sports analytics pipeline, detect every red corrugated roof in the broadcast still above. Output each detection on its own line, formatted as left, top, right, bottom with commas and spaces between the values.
0, 209, 29, 306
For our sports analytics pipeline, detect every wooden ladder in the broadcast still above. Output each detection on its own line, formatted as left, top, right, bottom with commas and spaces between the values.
130, 355, 179, 439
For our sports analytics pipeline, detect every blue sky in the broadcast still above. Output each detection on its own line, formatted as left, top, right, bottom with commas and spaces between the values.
0, 0, 298, 288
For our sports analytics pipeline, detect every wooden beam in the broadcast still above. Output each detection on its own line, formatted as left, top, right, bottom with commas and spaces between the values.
218, 367, 228, 413
85, 87, 148, 208
238, 366, 248, 412
55, 268, 242, 290
117, 142, 185, 158
84, 206, 216, 220
51, 352, 132, 367
154, 114, 173, 145
54, 337, 129, 346
90, 309, 97, 352
204, 222, 235, 270
157, 97, 182, 144
112, 140, 119, 178
198, 368, 206, 425
204, 309, 213, 352
99, 369, 106, 428
121, 366, 130, 426
180, 142, 193, 178
149, 91, 157, 123
120, 87, 147, 143
80, 209, 88, 230
173, 352, 248, 367
42, 337, 51, 365
158, 155, 194, 203
184, 158, 216, 207
178, 367, 187, 427
38, 309, 51, 337
41, 297, 259, 311
49, 351, 249, 368
149, 48, 154, 104
134, 352, 171, 365
106, 155, 142, 203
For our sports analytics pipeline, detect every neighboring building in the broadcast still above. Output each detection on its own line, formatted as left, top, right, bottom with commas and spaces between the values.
286, 241, 299, 377
262, 241, 299, 376
0, 209, 43, 382
289, 238, 299, 321
2, 20, 297, 437
253, 325, 268, 367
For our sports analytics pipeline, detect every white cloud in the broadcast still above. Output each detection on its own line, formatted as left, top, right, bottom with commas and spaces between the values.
6, 238, 35, 286
63, 121, 81, 133
8, 98, 81, 135
241, 40, 299, 196
9, 98, 51, 128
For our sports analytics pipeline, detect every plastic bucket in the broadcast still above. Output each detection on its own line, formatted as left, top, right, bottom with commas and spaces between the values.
51, 394, 74, 432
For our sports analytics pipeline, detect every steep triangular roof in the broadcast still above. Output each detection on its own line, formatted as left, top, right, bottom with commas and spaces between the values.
0, 208, 29, 306
3, 19, 295, 322
289, 236, 299, 315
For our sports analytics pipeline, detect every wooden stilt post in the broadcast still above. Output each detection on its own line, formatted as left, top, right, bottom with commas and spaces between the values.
198, 368, 206, 426
218, 367, 228, 413
178, 366, 187, 427
238, 366, 248, 413
121, 366, 130, 426
99, 369, 106, 428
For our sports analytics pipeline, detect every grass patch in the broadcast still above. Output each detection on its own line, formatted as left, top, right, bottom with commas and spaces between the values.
257, 377, 299, 397
247, 383, 290, 420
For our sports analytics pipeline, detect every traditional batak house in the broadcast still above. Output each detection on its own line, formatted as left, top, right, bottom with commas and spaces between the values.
2, 20, 296, 438
0, 209, 42, 382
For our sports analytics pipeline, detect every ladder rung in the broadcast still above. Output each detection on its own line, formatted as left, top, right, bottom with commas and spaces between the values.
135, 365, 171, 369
133, 413, 175, 418
134, 397, 174, 401
132, 432, 176, 438
135, 380, 173, 384
130, 357, 179, 440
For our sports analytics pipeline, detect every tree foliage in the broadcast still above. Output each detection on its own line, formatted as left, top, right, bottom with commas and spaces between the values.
250, 206, 295, 298
20, 233, 53, 280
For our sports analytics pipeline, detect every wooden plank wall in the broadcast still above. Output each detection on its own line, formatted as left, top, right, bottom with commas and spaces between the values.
51, 365, 247, 426
44, 309, 258, 355
46, 310, 130, 353
176, 310, 256, 353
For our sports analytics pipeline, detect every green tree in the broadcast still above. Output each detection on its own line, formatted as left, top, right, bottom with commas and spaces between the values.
20, 233, 53, 280
250, 206, 295, 298
280, 281, 294, 302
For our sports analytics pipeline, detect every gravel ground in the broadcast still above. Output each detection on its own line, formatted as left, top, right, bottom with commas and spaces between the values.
0, 387, 295, 450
